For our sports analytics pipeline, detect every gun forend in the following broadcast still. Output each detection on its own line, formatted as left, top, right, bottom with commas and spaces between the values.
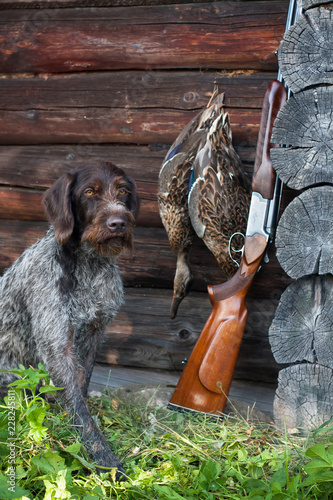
252, 80, 287, 199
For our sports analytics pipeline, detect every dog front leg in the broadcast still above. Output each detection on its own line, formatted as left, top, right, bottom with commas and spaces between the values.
74, 321, 105, 398
46, 349, 124, 475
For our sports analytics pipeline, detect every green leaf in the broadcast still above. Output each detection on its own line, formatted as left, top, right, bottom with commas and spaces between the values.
305, 443, 333, 467
0, 472, 31, 499
270, 481, 282, 493
200, 460, 221, 483
238, 448, 248, 461
154, 485, 185, 499
26, 406, 48, 443
64, 442, 95, 470
244, 478, 269, 494
269, 467, 287, 488
304, 458, 333, 475
31, 450, 66, 474
302, 470, 333, 486
39, 385, 63, 394
64, 443, 82, 454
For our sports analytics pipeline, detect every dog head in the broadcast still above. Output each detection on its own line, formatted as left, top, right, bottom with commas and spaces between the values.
43, 161, 140, 257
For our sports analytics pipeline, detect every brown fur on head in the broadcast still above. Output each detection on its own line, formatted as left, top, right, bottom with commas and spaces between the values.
43, 161, 140, 257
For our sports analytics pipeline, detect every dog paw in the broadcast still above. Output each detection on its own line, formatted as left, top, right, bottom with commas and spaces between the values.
93, 451, 125, 480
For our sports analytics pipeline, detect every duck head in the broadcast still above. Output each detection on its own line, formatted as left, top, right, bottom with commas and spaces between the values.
170, 252, 193, 319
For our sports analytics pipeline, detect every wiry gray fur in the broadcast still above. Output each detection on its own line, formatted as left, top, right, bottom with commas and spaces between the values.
0, 161, 140, 476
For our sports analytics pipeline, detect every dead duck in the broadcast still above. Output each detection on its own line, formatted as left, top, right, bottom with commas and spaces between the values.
158, 93, 224, 319
188, 112, 251, 277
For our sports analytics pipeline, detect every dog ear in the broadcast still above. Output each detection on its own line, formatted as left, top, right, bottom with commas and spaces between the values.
127, 175, 140, 219
43, 171, 77, 246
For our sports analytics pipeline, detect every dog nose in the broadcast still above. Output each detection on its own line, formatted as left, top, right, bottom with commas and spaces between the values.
107, 216, 127, 233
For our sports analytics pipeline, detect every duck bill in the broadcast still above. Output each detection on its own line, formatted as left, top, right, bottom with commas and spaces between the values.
170, 295, 184, 319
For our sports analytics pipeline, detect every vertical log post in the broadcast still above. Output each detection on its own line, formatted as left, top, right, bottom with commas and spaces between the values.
269, 2, 333, 432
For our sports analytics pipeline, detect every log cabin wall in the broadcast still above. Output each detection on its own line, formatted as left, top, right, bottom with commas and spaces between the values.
268, 0, 333, 430
0, 0, 291, 383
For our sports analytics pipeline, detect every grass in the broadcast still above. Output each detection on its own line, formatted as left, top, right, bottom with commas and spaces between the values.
0, 364, 332, 499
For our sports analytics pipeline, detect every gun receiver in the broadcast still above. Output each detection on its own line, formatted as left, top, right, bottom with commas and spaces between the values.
169, 80, 287, 414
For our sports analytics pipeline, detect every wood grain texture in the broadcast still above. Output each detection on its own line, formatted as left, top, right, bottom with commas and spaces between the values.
278, 8, 333, 93
274, 363, 333, 432
98, 287, 280, 381
0, 1, 287, 73
271, 86, 333, 190
0, 71, 277, 112
0, 105, 259, 146
0, 186, 162, 227
301, 0, 332, 9
0, 219, 292, 297
269, 276, 333, 368
0, 0, 226, 6
0, 70, 275, 146
275, 187, 333, 279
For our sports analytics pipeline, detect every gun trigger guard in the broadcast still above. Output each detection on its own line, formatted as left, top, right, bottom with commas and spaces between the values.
228, 232, 245, 267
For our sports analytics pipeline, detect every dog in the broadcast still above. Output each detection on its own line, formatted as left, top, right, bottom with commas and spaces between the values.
0, 161, 139, 475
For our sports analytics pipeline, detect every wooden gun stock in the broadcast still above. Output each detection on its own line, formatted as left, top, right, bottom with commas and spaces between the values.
169, 81, 287, 415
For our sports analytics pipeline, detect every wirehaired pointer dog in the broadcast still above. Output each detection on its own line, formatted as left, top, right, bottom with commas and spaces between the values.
0, 161, 139, 475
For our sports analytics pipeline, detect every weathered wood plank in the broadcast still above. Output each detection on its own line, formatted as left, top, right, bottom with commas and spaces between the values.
0, 220, 292, 296
0, 106, 259, 146
278, 8, 333, 93
0, 0, 221, 7
0, 71, 276, 111
0, 144, 165, 189
0, 2, 288, 73
274, 363, 333, 432
276, 187, 333, 279
0, 0, 238, 8
271, 86, 333, 190
0, 186, 162, 226
0, 70, 276, 146
0, 71, 278, 111
269, 275, 333, 368
98, 287, 280, 382
0, 175, 296, 224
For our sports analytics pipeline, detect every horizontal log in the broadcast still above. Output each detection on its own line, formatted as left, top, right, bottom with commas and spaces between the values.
0, 144, 164, 189
0, 71, 279, 112
0, 186, 162, 227
271, 86, 333, 190
98, 287, 280, 382
0, 220, 292, 297
274, 363, 333, 432
0, 0, 239, 8
276, 186, 333, 279
0, 170, 296, 224
0, 70, 276, 146
0, 106, 260, 146
278, 8, 333, 93
0, 143, 255, 190
0, 2, 288, 73
269, 275, 333, 368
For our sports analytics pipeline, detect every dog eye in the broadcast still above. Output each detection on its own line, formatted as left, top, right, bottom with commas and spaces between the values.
119, 188, 127, 195
84, 188, 95, 196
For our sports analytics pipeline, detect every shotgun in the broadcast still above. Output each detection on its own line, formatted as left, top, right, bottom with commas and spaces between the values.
168, 80, 287, 415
